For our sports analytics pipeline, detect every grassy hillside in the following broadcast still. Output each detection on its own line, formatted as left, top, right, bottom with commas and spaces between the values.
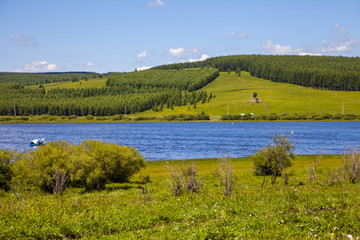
27, 77, 108, 92
134, 71, 360, 118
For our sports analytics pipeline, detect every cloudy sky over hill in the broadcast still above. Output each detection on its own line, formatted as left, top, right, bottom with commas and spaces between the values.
0, 0, 359, 73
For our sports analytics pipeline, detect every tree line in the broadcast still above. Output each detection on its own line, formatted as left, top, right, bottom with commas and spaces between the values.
0, 72, 101, 86
0, 69, 218, 116
154, 55, 360, 91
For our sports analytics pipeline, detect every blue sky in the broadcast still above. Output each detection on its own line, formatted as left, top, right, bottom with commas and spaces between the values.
0, 0, 359, 73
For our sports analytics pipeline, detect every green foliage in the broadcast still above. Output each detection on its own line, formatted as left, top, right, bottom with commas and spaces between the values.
0, 150, 15, 190
80, 140, 146, 187
85, 114, 94, 120
222, 112, 360, 121
11, 140, 146, 192
0, 69, 218, 116
0, 72, 101, 86
155, 55, 360, 91
252, 134, 295, 184
253, 92, 257, 98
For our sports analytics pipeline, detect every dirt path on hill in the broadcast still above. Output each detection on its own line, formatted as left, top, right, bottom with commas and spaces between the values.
261, 101, 270, 113
330, 92, 360, 103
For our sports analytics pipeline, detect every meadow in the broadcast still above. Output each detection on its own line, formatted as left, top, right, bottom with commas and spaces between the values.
1, 154, 360, 239
132, 71, 360, 119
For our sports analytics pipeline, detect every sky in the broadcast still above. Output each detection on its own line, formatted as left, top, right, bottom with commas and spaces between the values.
0, 0, 359, 73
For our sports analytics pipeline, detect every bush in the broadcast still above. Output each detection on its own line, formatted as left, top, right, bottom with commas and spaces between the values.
11, 140, 146, 193
112, 114, 123, 121
0, 150, 15, 191
85, 115, 94, 120
252, 134, 295, 185
67, 115, 77, 120
12, 141, 77, 194
342, 147, 360, 184
166, 162, 202, 195
81, 140, 146, 186
214, 158, 236, 197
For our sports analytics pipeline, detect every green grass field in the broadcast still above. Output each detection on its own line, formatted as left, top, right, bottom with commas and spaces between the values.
2, 154, 360, 239
27, 77, 108, 92
135, 71, 360, 118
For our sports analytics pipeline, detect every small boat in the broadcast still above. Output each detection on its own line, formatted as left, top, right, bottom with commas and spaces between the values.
30, 138, 45, 146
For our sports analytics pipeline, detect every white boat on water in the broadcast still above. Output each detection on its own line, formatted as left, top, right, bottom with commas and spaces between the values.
30, 138, 45, 146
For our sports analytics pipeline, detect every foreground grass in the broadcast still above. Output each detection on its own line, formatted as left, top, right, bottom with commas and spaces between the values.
1, 155, 360, 239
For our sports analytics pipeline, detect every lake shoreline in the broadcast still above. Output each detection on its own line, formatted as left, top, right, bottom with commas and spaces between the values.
1, 118, 360, 124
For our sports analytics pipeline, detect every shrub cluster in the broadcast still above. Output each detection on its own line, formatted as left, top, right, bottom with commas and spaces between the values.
252, 134, 295, 185
0, 150, 15, 191
163, 113, 210, 121
8, 140, 145, 194
222, 112, 360, 121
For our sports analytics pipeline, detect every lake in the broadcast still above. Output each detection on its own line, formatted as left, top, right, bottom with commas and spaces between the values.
0, 122, 359, 160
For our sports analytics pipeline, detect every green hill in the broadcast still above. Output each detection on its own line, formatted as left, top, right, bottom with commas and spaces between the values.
134, 71, 360, 119
1, 55, 360, 120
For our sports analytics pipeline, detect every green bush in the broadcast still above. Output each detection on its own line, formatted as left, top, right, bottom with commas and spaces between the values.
80, 140, 146, 188
112, 114, 123, 121
11, 140, 146, 193
252, 134, 295, 184
67, 115, 77, 120
12, 141, 79, 193
0, 150, 15, 191
85, 115, 94, 120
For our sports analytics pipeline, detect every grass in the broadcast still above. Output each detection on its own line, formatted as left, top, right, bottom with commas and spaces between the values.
134, 71, 360, 118
26, 77, 108, 92
1, 154, 360, 239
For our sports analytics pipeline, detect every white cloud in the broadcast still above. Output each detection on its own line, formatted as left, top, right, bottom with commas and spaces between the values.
298, 52, 322, 56
137, 50, 149, 59
261, 40, 302, 54
334, 24, 347, 34
261, 24, 357, 56
169, 47, 185, 58
320, 25, 357, 53
136, 66, 152, 71
229, 32, 250, 39
10, 35, 39, 47
23, 60, 57, 72
188, 54, 210, 62
321, 39, 357, 53
86, 62, 98, 67
148, 0, 164, 7
169, 47, 202, 58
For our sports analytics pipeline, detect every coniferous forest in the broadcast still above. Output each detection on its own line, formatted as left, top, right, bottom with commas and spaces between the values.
0, 72, 101, 86
155, 55, 360, 91
0, 69, 219, 116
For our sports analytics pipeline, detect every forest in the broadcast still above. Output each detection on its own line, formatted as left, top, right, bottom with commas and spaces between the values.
0, 69, 219, 116
0, 72, 101, 86
154, 55, 360, 91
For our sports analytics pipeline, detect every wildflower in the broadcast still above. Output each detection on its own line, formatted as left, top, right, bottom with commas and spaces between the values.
314, 217, 319, 220
334, 227, 339, 231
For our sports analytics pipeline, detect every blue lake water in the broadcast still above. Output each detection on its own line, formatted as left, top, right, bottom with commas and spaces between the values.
0, 122, 359, 161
